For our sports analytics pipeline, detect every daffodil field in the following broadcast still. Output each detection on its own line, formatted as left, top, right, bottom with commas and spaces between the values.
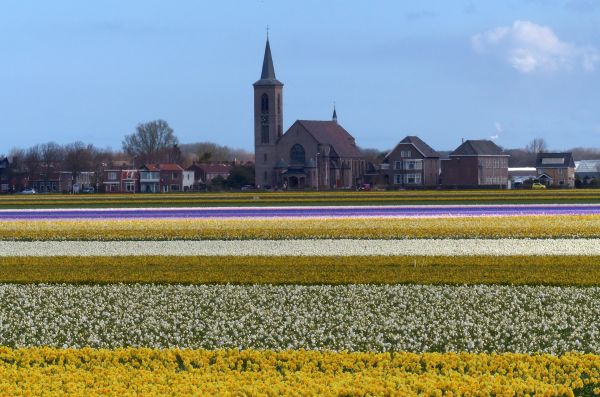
1, 197, 600, 395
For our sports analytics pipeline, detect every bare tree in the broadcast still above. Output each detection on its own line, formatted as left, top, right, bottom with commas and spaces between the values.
39, 142, 64, 190
64, 142, 95, 191
526, 138, 547, 154
122, 120, 178, 164
22, 145, 42, 183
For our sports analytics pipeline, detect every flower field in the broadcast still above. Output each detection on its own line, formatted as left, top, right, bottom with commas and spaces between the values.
0, 189, 599, 209
1, 201, 600, 395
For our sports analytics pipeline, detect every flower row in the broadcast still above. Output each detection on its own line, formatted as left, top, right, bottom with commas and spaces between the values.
1, 284, 600, 353
1, 238, 599, 257
1, 255, 599, 286
0, 348, 598, 396
2, 215, 600, 240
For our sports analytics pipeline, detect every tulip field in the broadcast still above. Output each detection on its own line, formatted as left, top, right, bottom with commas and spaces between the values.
1, 192, 600, 395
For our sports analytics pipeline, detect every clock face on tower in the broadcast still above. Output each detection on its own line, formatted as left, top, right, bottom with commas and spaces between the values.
260, 115, 268, 123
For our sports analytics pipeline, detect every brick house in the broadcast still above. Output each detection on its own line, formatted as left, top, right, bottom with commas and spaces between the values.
441, 140, 509, 188
103, 169, 139, 193
158, 163, 185, 192
536, 152, 576, 188
187, 162, 232, 187
379, 136, 440, 187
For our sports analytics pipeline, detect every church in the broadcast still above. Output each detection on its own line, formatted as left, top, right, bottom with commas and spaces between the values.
253, 38, 366, 189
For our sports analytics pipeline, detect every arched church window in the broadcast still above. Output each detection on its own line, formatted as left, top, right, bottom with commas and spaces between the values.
277, 94, 281, 115
261, 94, 269, 113
290, 144, 305, 165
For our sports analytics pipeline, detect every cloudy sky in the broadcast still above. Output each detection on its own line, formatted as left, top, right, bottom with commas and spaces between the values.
1, 0, 599, 154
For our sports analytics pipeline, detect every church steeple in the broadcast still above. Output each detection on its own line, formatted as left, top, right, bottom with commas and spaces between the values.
255, 38, 283, 86
332, 103, 338, 123
253, 35, 284, 188
261, 39, 276, 80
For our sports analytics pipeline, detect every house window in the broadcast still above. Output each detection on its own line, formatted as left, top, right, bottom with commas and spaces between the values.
394, 174, 403, 184
404, 160, 422, 170
261, 93, 269, 113
394, 161, 402, 170
171, 184, 180, 191
290, 144, 305, 164
261, 125, 269, 144
108, 172, 117, 180
264, 171, 268, 183
172, 172, 179, 179
400, 150, 411, 158
404, 173, 422, 184
264, 153, 268, 163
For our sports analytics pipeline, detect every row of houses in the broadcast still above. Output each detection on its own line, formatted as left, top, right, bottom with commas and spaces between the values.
369, 136, 596, 189
0, 160, 234, 194
100, 162, 234, 193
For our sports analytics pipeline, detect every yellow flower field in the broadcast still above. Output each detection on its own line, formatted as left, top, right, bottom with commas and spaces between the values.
0, 348, 598, 396
2, 214, 600, 240
0, 189, 598, 208
1, 255, 599, 285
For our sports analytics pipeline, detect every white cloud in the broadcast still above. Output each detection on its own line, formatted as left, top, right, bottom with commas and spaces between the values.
472, 20, 599, 73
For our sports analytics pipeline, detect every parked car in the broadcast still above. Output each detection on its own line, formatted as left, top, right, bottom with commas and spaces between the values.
19, 188, 37, 194
81, 187, 95, 193
531, 182, 547, 189
241, 185, 256, 191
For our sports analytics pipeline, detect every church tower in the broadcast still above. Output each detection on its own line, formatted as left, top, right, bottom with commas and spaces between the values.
253, 37, 283, 187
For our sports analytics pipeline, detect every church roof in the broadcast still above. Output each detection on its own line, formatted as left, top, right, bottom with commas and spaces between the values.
297, 120, 362, 158
254, 39, 283, 86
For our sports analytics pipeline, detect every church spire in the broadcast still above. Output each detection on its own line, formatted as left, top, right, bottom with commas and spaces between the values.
332, 103, 338, 123
261, 38, 277, 80
254, 36, 283, 86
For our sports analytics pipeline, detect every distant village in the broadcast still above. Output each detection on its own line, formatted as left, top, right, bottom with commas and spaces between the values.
1, 37, 600, 194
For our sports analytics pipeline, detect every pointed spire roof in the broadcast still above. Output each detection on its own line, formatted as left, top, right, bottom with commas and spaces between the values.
254, 38, 283, 86
332, 104, 338, 123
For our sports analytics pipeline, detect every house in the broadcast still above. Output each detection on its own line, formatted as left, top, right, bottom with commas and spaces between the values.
103, 169, 123, 192
60, 171, 95, 193
30, 172, 61, 193
120, 169, 140, 193
379, 136, 440, 187
575, 160, 600, 186
441, 140, 509, 188
158, 163, 185, 192
182, 169, 194, 192
139, 164, 161, 193
187, 162, 232, 186
535, 152, 576, 188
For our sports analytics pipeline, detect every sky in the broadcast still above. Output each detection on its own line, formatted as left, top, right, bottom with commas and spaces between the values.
1, 0, 600, 154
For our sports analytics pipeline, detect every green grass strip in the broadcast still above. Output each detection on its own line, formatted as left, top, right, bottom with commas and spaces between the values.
1, 256, 599, 285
